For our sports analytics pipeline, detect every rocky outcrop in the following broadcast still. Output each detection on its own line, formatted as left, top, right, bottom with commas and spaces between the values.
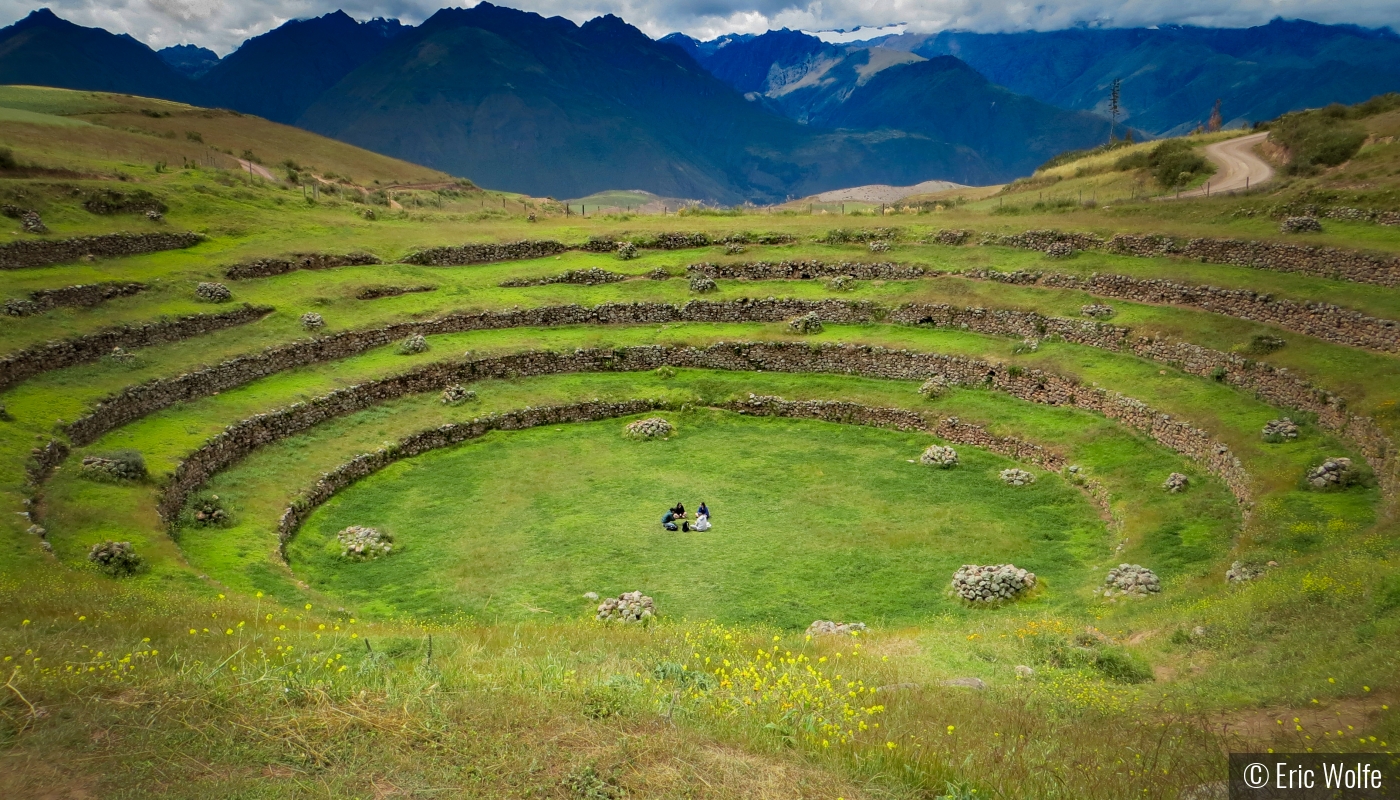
3, 282, 146, 317
0, 232, 202, 269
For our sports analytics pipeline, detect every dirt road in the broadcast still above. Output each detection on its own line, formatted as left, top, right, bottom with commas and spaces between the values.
1173, 131, 1273, 198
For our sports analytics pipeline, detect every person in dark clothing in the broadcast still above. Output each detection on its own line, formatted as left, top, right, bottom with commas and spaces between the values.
661, 510, 678, 531
671, 501, 686, 518
697, 502, 709, 519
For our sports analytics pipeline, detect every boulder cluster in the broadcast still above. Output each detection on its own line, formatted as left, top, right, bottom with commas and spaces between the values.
806, 620, 867, 636
1262, 418, 1299, 442
300, 312, 325, 330
80, 453, 146, 482
1279, 216, 1322, 234
920, 444, 959, 468
615, 241, 638, 260
952, 564, 1037, 602
1080, 303, 1115, 319
869, 240, 891, 253
789, 312, 824, 334
88, 540, 142, 576
645, 268, 669, 280
689, 275, 717, 294
1226, 560, 1266, 583
1306, 457, 1354, 489
194, 282, 232, 303
1163, 472, 1190, 493
825, 275, 854, 291
624, 417, 674, 439
398, 334, 428, 354
337, 525, 393, 560
441, 384, 477, 405
20, 210, 47, 234
1045, 241, 1075, 258
918, 375, 948, 398
1099, 564, 1161, 597
724, 243, 746, 255
596, 591, 655, 623
999, 468, 1036, 486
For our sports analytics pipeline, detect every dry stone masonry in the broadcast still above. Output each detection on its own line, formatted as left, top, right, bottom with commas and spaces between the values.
80, 453, 146, 482
356, 285, 436, 301
920, 444, 959, 468
0, 231, 202, 270
789, 312, 824, 334
1100, 564, 1161, 597
338, 525, 393, 560
300, 312, 325, 331
624, 417, 674, 439
952, 564, 1037, 602
1045, 241, 1075, 258
224, 252, 379, 280
405, 239, 568, 266
441, 385, 477, 405
498, 268, 627, 287
1226, 561, 1267, 583
397, 334, 428, 355
3, 282, 146, 317
1000, 468, 1036, 486
1081, 304, 1115, 319
597, 591, 655, 623
1279, 217, 1323, 234
1163, 472, 1190, 493
689, 275, 717, 294
615, 241, 638, 260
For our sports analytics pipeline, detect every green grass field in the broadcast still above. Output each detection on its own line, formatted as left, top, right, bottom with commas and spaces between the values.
2, 86, 1400, 799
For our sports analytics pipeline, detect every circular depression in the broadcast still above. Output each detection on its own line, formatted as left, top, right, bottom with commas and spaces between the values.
287, 409, 1110, 625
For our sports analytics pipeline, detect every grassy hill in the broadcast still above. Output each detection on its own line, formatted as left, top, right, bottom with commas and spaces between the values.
0, 86, 1399, 799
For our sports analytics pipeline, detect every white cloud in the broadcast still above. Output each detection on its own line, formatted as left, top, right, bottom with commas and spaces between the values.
1, 0, 1396, 54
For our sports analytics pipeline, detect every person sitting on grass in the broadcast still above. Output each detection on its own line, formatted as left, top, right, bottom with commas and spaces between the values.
697, 501, 709, 519
671, 501, 686, 519
693, 510, 711, 532
662, 509, 679, 531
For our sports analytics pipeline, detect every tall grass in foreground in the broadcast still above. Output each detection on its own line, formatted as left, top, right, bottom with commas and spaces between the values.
0, 571, 1262, 799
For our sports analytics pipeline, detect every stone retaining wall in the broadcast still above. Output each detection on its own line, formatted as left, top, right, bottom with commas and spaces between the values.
404, 240, 569, 266
156, 341, 1253, 531
4, 282, 147, 317
952, 228, 1400, 288
272, 396, 1070, 555
274, 399, 661, 550
0, 304, 272, 393
224, 253, 380, 280
0, 232, 203, 270
25, 439, 69, 488
689, 260, 1400, 354
59, 298, 1395, 506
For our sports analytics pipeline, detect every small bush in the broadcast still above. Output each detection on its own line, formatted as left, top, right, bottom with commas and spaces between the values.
88, 541, 143, 576
1092, 646, 1154, 684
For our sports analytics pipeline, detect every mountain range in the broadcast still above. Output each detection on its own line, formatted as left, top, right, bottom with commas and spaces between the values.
0, 6, 1397, 199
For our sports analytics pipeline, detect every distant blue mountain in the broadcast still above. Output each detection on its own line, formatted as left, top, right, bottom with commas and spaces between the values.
158, 44, 219, 79
864, 18, 1400, 134
0, 9, 195, 101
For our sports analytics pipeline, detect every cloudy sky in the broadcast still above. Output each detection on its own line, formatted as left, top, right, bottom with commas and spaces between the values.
9, 0, 1400, 54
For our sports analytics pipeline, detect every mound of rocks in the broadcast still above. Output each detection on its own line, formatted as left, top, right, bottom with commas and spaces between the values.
869, 240, 891, 253
194, 282, 232, 303
89, 540, 142, 576
952, 564, 1037, 602
441, 384, 477, 405
1262, 418, 1299, 442
999, 468, 1035, 486
20, 211, 47, 234
1045, 241, 1075, 258
806, 620, 867, 636
789, 312, 824, 335
920, 444, 959, 468
1226, 561, 1266, 583
825, 275, 854, 291
107, 346, 136, 363
300, 312, 325, 330
81, 453, 146, 482
615, 241, 638, 260
646, 268, 669, 280
398, 334, 428, 354
931, 229, 973, 246
145, 209, 163, 222
188, 494, 228, 526
1163, 472, 1190, 493
1080, 303, 1115, 319
624, 417, 674, 439
1279, 216, 1322, 234
1306, 457, 1354, 489
337, 525, 393, 560
724, 243, 746, 255
597, 591, 655, 622
689, 275, 717, 294
1100, 564, 1160, 597
918, 375, 948, 398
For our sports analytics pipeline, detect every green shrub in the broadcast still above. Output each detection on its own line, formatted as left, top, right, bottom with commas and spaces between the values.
1092, 646, 1155, 683
1145, 140, 1211, 188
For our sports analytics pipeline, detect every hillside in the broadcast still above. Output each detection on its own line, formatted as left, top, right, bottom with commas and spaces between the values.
872, 19, 1400, 135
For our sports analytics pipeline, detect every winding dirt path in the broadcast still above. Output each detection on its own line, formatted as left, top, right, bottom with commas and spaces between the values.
1174, 131, 1273, 198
